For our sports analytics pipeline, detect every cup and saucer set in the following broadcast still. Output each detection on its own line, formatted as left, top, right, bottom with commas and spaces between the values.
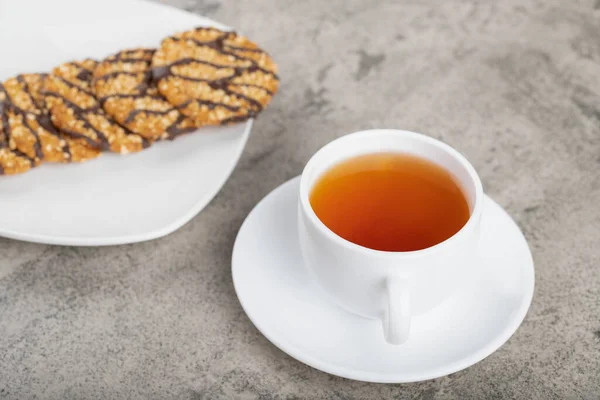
232, 129, 534, 383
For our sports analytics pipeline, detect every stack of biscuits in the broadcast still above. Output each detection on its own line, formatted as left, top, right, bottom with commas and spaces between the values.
0, 27, 279, 176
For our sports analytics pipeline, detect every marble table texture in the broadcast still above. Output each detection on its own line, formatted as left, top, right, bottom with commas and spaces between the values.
1, 0, 600, 398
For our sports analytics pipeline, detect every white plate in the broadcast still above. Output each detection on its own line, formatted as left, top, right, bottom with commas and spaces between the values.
0, 0, 252, 246
232, 177, 535, 383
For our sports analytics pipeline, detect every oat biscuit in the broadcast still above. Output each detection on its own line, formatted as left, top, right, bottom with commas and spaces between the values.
0, 101, 34, 175
1, 74, 47, 114
1, 77, 66, 163
45, 60, 149, 154
51, 59, 98, 90
1, 75, 100, 163
151, 27, 279, 126
0, 147, 33, 175
93, 49, 195, 140
93, 49, 154, 98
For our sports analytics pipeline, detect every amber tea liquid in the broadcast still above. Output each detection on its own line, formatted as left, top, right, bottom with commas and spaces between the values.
309, 152, 470, 252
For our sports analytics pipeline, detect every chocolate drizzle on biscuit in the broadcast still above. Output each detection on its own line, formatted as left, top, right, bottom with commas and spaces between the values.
124, 109, 174, 124
16, 74, 49, 110
152, 27, 279, 125
92, 49, 155, 90
0, 78, 48, 161
94, 49, 197, 139
109, 49, 155, 62
97, 93, 167, 104
153, 60, 275, 97
43, 76, 109, 150
47, 60, 150, 151
76, 69, 93, 82
5, 74, 83, 162
164, 113, 194, 139
44, 88, 101, 114
167, 35, 279, 78
54, 74, 98, 99
45, 98, 111, 149
94, 70, 152, 85
0, 93, 34, 173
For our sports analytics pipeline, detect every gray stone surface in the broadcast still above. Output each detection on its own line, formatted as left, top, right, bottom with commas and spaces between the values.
1, 0, 600, 398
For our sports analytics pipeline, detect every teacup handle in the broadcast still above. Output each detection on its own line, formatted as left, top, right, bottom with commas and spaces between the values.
383, 277, 411, 345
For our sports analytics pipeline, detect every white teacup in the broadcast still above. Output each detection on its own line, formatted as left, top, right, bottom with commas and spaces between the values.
298, 129, 483, 345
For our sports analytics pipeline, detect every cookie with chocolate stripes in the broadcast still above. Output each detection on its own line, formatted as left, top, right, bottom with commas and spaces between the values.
0, 100, 35, 175
0, 75, 99, 163
151, 27, 279, 126
92, 48, 195, 140
44, 59, 149, 154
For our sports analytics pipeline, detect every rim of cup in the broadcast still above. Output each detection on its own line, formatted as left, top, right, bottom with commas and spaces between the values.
299, 129, 484, 259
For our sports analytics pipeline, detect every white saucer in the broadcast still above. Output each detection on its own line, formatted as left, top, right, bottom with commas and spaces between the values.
232, 177, 534, 383
0, 0, 251, 246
